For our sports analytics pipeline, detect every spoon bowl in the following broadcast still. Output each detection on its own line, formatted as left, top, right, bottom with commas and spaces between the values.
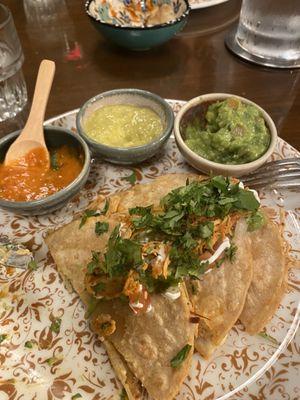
4, 59, 55, 167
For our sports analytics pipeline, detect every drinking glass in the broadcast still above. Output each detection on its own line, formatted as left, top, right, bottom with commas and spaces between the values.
0, 3, 28, 130
225, 0, 300, 68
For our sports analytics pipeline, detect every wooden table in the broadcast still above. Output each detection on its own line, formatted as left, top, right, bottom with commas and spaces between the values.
2, 0, 300, 150
0, 2, 299, 400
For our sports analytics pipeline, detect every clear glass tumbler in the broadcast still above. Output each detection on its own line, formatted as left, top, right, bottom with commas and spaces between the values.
225, 0, 300, 68
0, 3, 28, 125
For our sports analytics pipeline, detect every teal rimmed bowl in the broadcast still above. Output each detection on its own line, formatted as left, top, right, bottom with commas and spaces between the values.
0, 126, 91, 215
76, 88, 174, 164
85, 0, 190, 51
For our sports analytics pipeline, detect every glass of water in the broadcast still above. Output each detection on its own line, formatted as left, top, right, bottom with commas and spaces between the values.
225, 0, 300, 68
0, 3, 28, 134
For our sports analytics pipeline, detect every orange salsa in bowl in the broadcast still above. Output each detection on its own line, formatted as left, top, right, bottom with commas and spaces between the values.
0, 145, 84, 202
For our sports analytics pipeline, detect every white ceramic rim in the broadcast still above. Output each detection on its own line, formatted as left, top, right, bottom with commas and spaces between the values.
190, 0, 230, 10
174, 93, 278, 174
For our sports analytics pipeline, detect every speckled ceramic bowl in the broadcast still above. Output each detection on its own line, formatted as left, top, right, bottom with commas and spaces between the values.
174, 93, 278, 177
0, 126, 91, 215
76, 88, 174, 164
85, 0, 190, 50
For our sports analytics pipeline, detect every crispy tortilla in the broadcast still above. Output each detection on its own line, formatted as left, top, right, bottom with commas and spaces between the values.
186, 218, 253, 359
91, 287, 195, 400
46, 174, 199, 400
46, 173, 288, 395
240, 215, 287, 334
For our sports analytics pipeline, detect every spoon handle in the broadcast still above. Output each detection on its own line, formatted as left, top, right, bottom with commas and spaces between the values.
22, 60, 55, 139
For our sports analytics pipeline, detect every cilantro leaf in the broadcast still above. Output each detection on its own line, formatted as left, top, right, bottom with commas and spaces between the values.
225, 243, 237, 262
85, 297, 99, 318
25, 340, 34, 349
45, 357, 60, 366
50, 151, 60, 171
104, 227, 142, 277
129, 205, 152, 216
235, 190, 260, 211
197, 222, 214, 239
121, 171, 137, 185
170, 344, 192, 368
28, 259, 38, 270
50, 318, 62, 334
94, 282, 106, 293
0, 334, 8, 344
87, 251, 101, 274
95, 221, 109, 236
211, 176, 229, 193
247, 210, 266, 231
71, 394, 82, 400
258, 332, 278, 345
79, 209, 100, 229
102, 199, 110, 215
120, 388, 129, 400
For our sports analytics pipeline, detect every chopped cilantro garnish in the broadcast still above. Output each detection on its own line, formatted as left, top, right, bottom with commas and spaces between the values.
258, 332, 278, 345
50, 151, 60, 170
85, 297, 99, 318
79, 209, 100, 229
71, 394, 82, 400
121, 171, 137, 185
28, 259, 38, 270
0, 334, 8, 344
247, 210, 266, 232
50, 318, 62, 334
170, 344, 192, 368
45, 357, 59, 366
225, 243, 237, 262
85, 177, 261, 300
94, 282, 106, 293
95, 221, 109, 236
120, 388, 129, 400
80, 200, 110, 229
102, 199, 110, 215
25, 340, 34, 348
105, 226, 142, 277
87, 251, 101, 274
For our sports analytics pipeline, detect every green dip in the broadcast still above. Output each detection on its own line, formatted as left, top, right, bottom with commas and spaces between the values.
84, 104, 163, 148
184, 98, 270, 164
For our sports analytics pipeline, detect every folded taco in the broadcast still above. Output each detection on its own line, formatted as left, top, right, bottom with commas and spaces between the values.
46, 174, 286, 398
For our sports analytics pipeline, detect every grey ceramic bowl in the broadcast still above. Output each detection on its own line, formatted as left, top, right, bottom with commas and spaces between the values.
0, 126, 91, 215
174, 93, 278, 177
76, 88, 174, 165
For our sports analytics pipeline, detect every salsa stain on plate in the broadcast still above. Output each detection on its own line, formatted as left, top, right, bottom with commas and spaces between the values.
83, 104, 163, 148
0, 145, 83, 202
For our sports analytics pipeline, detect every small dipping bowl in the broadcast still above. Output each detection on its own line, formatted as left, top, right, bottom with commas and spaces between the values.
0, 126, 91, 216
174, 93, 278, 177
85, 0, 190, 51
76, 88, 174, 165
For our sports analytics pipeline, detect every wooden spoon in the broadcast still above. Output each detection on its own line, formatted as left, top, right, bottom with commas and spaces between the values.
4, 59, 55, 167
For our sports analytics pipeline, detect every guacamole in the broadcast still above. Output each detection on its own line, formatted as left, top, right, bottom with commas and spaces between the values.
184, 98, 271, 164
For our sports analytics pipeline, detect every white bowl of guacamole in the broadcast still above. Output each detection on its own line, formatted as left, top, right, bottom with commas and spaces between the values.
174, 93, 277, 177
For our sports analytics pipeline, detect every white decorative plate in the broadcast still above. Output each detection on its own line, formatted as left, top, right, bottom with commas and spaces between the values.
189, 0, 230, 11
0, 100, 299, 400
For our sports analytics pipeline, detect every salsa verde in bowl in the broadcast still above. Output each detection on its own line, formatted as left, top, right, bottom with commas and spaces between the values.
174, 93, 277, 177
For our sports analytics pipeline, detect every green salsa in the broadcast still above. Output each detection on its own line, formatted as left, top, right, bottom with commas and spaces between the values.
84, 104, 163, 148
183, 98, 271, 164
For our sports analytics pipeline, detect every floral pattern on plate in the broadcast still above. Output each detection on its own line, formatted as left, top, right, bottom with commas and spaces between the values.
0, 100, 299, 400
